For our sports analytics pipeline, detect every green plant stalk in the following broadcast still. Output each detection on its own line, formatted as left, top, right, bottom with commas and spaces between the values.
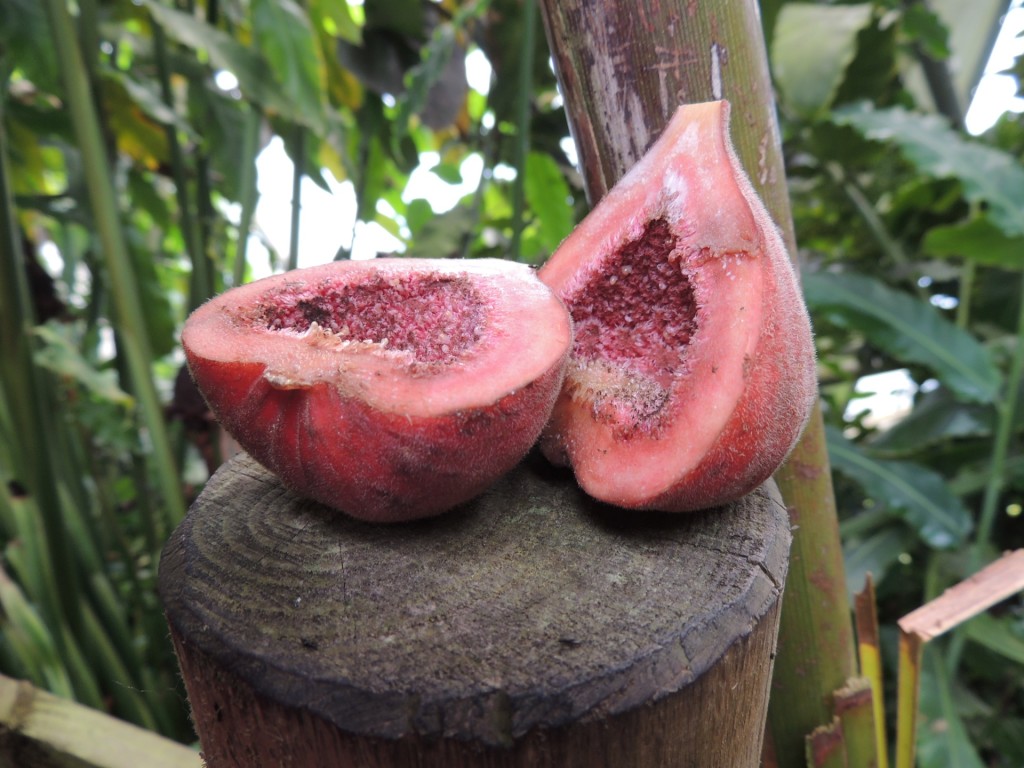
974, 270, 1024, 552
43, 0, 186, 526
537, 3, 857, 764
233, 108, 262, 286
80, 602, 159, 732
895, 630, 923, 768
956, 261, 974, 328
834, 678, 878, 768
0, 106, 82, 644
152, 21, 212, 313
946, 266, 1024, 672
509, 0, 536, 263
288, 127, 306, 272
824, 161, 927, 301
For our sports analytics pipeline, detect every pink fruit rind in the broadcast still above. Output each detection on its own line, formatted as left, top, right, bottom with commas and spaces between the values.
182, 258, 572, 522
538, 100, 816, 512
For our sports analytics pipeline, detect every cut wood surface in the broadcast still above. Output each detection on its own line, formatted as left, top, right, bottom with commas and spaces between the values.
0, 673, 202, 768
160, 452, 791, 767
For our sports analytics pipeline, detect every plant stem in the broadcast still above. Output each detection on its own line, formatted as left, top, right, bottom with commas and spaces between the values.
152, 21, 210, 313
509, 0, 536, 263
946, 266, 1024, 673
43, 0, 186, 528
825, 161, 928, 301
0, 102, 82, 647
956, 260, 975, 328
233, 108, 262, 286
288, 127, 305, 272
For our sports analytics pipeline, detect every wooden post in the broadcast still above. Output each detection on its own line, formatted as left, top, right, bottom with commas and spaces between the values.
160, 453, 789, 767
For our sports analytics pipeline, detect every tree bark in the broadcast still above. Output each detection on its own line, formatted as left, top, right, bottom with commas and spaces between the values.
161, 453, 790, 767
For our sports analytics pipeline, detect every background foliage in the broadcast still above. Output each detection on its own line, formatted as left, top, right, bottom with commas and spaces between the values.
1, 0, 1022, 763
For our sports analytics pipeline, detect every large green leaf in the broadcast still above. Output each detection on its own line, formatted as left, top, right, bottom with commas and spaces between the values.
870, 386, 994, 456
916, 653, 987, 768
826, 425, 972, 548
524, 151, 574, 255
834, 104, 1024, 237
965, 613, 1024, 666
923, 215, 1024, 269
771, 3, 874, 118
805, 271, 1000, 403
251, 0, 326, 132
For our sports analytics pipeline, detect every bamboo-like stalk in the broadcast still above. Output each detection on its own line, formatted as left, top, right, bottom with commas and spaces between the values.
536, 2, 856, 764
834, 677, 878, 768
233, 109, 263, 285
152, 21, 212, 312
509, 0, 537, 263
288, 127, 305, 272
0, 105, 82, 645
43, 0, 186, 529
854, 576, 889, 768
894, 630, 923, 768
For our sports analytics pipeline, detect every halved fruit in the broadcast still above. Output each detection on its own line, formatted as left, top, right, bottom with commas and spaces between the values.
538, 100, 816, 512
182, 259, 572, 522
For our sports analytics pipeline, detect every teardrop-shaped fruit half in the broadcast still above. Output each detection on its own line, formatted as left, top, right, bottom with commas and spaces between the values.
182, 258, 572, 522
538, 100, 816, 512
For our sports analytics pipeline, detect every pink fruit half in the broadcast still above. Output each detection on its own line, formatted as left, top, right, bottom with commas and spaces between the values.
182, 258, 572, 522
538, 100, 816, 512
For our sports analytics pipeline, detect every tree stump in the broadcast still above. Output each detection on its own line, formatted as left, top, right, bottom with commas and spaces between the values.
159, 452, 790, 767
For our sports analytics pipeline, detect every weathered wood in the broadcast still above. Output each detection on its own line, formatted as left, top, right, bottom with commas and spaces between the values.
0, 673, 202, 768
161, 452, 790, 767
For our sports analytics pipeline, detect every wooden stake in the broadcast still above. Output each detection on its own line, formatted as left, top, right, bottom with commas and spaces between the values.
161, 453, 791, 767
895, 549, 1024, 768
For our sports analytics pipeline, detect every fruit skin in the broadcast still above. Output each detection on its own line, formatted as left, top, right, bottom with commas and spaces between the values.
538, 100, 816, 512
182, 259, 572, 523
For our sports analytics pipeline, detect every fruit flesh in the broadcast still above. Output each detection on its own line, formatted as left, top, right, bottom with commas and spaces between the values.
253, 273, 485, 369
568, 217, 697, 439
182, 258, 572, 522
539, 100, 816, 512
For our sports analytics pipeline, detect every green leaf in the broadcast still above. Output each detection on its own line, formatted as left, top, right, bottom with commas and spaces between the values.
826, 425, 972, 548
965, 613, 1024, 666
900, 3, 951, 59
32, 325, 133, 407
143, 1, 321, 132
251, 0, 327, 132
804, 271, 1001, 404
406, 204, 476, 258
916, 651, 987, 768
771, 3, 874, 118
103, 70, 194, 138
308, 0, 362, 44
0, 0, 59, 92
843, 524, 915, 596
834, 104, 1024, 237
923, 216, 1024, 269
870, 386, 993, 456
524, 151, 574, 254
